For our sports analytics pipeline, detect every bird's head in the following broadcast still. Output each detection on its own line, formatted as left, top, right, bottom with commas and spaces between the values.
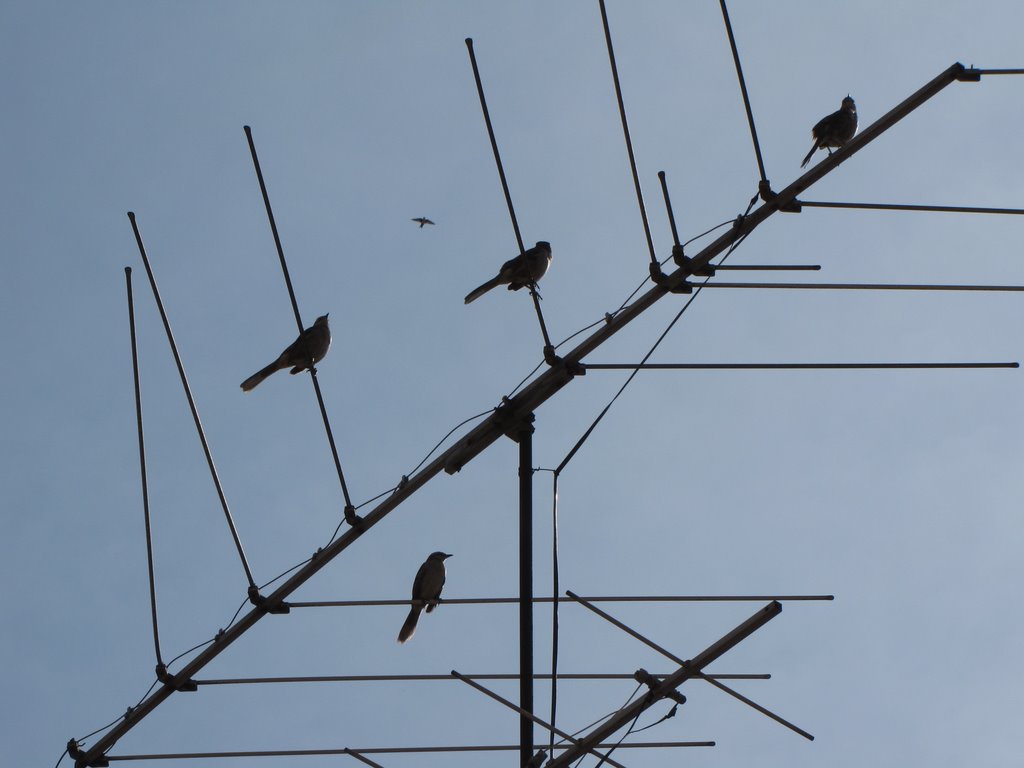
430, 551, 453, 561
315, 314, 329, 325
535, 241, 551, 253
842, 96, 855, 110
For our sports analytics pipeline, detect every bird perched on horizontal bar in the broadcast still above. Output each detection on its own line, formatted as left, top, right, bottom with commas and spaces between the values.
464, 241, 552, 304
240, 314, 331, 392
412, 217, 435, 228
801, 96, 857, 168
398, 551, 452, 644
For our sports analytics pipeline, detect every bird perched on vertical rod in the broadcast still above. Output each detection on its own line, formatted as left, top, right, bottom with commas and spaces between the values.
464, 241, 552, 304
240, 314, 331, 392
398, 551, 452, 644
801, 96, 858, 168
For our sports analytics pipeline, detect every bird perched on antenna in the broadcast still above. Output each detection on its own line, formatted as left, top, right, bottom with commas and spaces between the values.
801, 96, 857, 168
398, 551, 452, 644
412, 217, 435, 228
240, 314, 331, 392
464, 241, 552, 304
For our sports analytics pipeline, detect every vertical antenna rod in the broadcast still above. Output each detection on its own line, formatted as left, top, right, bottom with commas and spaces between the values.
657, 171, 681, 248
127, 212, 257, 590
243, 126, 356, 520
518, 420, 536, 768
125, 266, 165, 669
598, 0, 658, 268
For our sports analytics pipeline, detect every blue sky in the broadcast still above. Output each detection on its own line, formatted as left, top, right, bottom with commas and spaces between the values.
3, 2, 1024, 767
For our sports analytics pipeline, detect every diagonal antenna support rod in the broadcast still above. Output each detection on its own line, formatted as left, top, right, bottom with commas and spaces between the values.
567, 591, 813, 740
544, 601, 783, 768
126, 212, 256, 591
452, 671, 630, 768
243, 126, 356, 520
124, 267, 165, 670
76, 64, 968, 767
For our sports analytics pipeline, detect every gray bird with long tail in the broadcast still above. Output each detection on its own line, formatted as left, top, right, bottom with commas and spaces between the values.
464, 241, 552, 304
240, 314, 331, 392
398, 551, 452, 644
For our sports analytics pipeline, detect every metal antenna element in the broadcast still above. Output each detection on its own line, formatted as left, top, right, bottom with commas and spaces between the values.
582, 362, 1018, 371
75, 66, 971, 767
126, 213, 257, 591
598, 0, 658, 268
657, 171, 681, 248
125, 267, 164, 671
452, 671, 630, 768
289, 594, 834, 608
464, 39, 555, 357
568, 591, 813, 741
800, 200, 1024, 216
719, 0, 768, 185
543, 601, 783, 768
194, 672, 770, 686
518, 422, 536, 767
243, 126, 357, 523
700, 281, 1024, 293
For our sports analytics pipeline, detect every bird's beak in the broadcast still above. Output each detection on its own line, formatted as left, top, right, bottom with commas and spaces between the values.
444, 553, 453, 559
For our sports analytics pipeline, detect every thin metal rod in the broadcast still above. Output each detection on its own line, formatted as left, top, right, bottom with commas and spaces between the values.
583, 362, 1019, 370
519, 424, 535, 768
702, 281, 1024, 292
698, 674, 814, 741
126, 212, 256, 590
976, 68, 1024, 75
800, 200, 1024, 216
657, 171, 681, 248
344, 748, 387, 768
529, 284, 555, 351
453, 671, 629, 768
76, 66, 960, 764
545, 601, 782, 768
244, 126, 303, 331
719, 0, 767, 183
125, 267, 164, 668
549, 472, 561, 756
464, 38, 523, 253
714, 264, 820, 271
568, 592, 812, 741
243, 126, 354, 512
288, 594, 834, 608
464, 39, 552, 352
107, 743, 714, 761
195, 673, 769, 685
598, 0, 657, 266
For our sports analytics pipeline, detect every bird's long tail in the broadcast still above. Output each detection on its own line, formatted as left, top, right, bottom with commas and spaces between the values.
464, 275, 504, 304
241, 360, 283, 392
398, 605, 423, 643
800, 141, 819, 169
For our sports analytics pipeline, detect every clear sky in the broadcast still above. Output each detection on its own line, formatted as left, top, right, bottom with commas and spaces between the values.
3, 2, 1023, 767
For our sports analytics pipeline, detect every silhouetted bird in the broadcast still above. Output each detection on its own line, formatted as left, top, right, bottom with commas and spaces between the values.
464, 241, 552, 304
240, 314, 331, 392
398, 551, 452, 644
801, 96, 858, 168
412, 217, 435, 228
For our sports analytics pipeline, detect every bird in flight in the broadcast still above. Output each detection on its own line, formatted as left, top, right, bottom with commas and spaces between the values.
412, 217, 435, 228
801, 96, 858, 168
464, 241, 552, 304
240, 314, 331, 392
